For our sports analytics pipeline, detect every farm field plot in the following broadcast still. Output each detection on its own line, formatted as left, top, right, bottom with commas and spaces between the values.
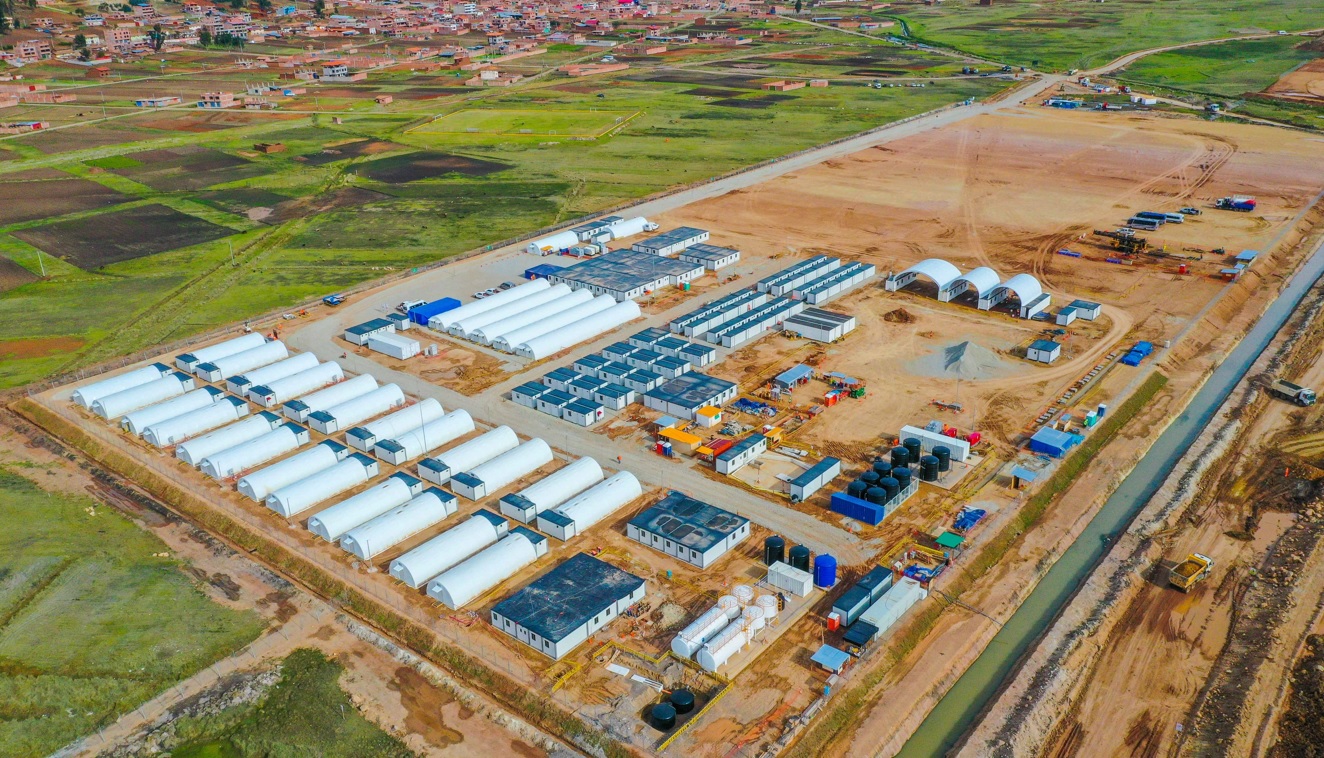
108, 146, 268, 193
355, 150, 511, 182
0, 257, 38, 293
1117, 36, 1321, 97
0, 469, 264, 758
0, 176, 129, 225
12, 203, 238, 268
295, 138, 403, 165
415, 108, 639, 136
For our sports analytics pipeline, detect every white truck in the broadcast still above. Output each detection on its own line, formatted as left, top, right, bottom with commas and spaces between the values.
1268, 378, 1316, 406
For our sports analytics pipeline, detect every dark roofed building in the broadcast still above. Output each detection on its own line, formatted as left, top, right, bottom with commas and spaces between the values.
626, 491, 751, 568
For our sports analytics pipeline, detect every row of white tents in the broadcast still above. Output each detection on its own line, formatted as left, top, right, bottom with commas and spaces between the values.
426, 279, 641, 359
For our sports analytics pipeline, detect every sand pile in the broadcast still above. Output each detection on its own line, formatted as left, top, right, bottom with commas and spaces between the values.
906, 340, 1019, 380
884, 307, 916, 324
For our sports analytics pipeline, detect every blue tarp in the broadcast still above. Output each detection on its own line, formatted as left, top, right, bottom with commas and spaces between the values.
524, 263, 564, 280
1009, 465, 1039, 483
1029, 427, 1082, 458
811, 645, 851, 673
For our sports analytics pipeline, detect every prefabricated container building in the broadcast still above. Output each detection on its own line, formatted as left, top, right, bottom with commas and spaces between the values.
345, 398, 445, 452
340, 487, 459, 561
417, 425, 519, 485
282, 373, 377, 423
307, 472, 425, 542
670, 289, 768, 337
175, 333, 266, 374
308, 383, 406, 435
200, 422, 310, 481
235, 440, 348, 502
450, 438, 553, 500
499, 457, 604, 523
343, 318, 395, 346
92, 372, 195, 420
142, 397, 248, 448
248, 361, 344, 407
72, 363, 171, 409
630, 226, 709, 256
789, 457, 841, 502
368, 332, 421, 360
267, 454, 379, 518
175, 412, 283, 467
388, 510, 509, 588
626, 491, 750, 569
427, 528, 549, 609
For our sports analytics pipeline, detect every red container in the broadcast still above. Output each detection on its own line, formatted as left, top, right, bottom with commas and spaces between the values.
826, 613, 841, 632
966, 431, 982, 446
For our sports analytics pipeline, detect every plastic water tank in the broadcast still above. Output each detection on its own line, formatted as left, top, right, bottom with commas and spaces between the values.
865, 486, 887, 505
717, 595, 740, 619
872, 459, 892, 477
904, 437, 922, 466
890, 445, 910, 468
847, 480, 869, 498
879, 476, 899, 501
919, 455, 940, 482
933, 445, 951, 473
757, 594, 779, 622
651, 703, 677, 730
788, 545, 811, 572
763, 535, 786, 566
742, 605, 765, 633
893, 466, 912, 490
732, 584, 755, 606
670, 689, 695, 714
814, 554, 838, 588
860, 470, 881, 486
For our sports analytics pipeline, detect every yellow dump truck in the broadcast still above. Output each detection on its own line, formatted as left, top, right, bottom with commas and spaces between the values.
1169, 553, 1214, 592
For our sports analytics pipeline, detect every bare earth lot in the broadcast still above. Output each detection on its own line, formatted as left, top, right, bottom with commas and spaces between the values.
12, 203, 238, 269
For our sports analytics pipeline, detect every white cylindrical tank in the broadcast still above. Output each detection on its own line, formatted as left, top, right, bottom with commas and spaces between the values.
310, 383, 405, 432
427, 532, 536, 609
284, 373, 377, 420
470, 289, 594, 345
492, 295, 615, 353
203, 340, 288, 381
389, 514, 504, 588
143, 398, 247, 447
516, 300, 641, 359
449, 283, 571, 338
424, 426, 519, 481
307, 475, 416, 542
176, 414, 279, 467
340, 489, 456, 561
428, 279, 550, 330
671, 605, 731, 659
72, 365, 169, 408
92, 373, 193, 419
462, 438, 553, 493
696, 623, 748, 673
607, 216, 650, 240
178, 333, 267, 371
732, 584, 755, 606
122, 388, 221, 435
512, 457, 603, 516
717, 595, 740, 620
552, 472, 643, 533
200, 424, 305, 480
757, 595, 779, 622
227, 352, 318, 394
742, 605, 765, 633
236, 441, 344, 502
267, 455, 377, 518
376, 410, 473, 464
524, 230, 578, 256
348, 398, 444, 451
249, 362, 343, 406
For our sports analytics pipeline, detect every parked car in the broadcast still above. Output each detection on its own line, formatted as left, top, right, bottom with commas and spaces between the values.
499, 281, 516, 290
398, 299, 426, 313
323, 294, 345, 306
473, 291, 489, 299
1179, 207, 1202, 216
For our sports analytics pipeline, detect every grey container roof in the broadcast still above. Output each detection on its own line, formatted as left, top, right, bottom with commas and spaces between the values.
628, 491, 748, 553
645, 371, 736, 409
791, 457, 841, 488
490, 553, 643, 643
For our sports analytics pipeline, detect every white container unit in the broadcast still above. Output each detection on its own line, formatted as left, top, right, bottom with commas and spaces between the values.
491, 295, 616, 354
671, 605, 732, 659
536, 471, 643, 541
340, 488, 459, 562
367, 333, 421, 360
345, 398, 445, 452
305, 472, 423, 542
388, 510, 508, 588
498, 457, 604, 523
857, 577, 927, 634
72, 364, 171, 408
226, 352, 318, 396
282, 373, 377, 423
426, 529, 548, 609
267, 454, 379, 519
142, 397, 249, 448
194, 340, 288, 383
175, 333, 267, 374
470, 289, 594, 346
373, 410, 474, 465
448, 438, 553, 501
235, 440, 348, 502
516, 301, 641, 360
448, 283, 571, 338
200, 423, 310, 481
525, 230, 579, 256
308, 383, 405, 435
417, 426, 518, 485
91, 372, 196, 420
121, 387, 223, 435
428, 279, 551, 331
248, 362, 343, 407
175, 412, 283, 467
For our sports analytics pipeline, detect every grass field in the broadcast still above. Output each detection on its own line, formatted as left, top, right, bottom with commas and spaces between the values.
168, 649, 412, 758
1116, 36, 1320, 97
898, 0, 1324, 71
0, 468, 265, 758
416, 108, 639, 136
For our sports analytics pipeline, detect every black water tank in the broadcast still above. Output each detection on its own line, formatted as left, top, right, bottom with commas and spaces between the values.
933, 445, 951, 473
878, 476, 899, 501
764, 535, 786, 566
919, 455, 940, 482
651, 703, 677, 730
872, 459, 892, 477
860, 470, 882, 486
670, 689, 695, 714
847, 480, 869, 498
904, 437, 922, 466
893, 467, 912, 490
789, 545, 811, 571
865, 486, 887, 505
890, 445, 910, 468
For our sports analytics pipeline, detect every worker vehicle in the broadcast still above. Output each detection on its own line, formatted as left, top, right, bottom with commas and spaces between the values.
1268, 378, 1317, 406
1179, 207, 1202, 215
1127, 217, 1161, 231
1169, 553, 1214, 592
1216, 195, 1256, 212
322, 294, 345, 307
398, 299, 425, 313
1134, 211, 1171, 225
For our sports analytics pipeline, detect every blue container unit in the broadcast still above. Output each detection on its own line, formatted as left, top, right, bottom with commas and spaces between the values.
814, 554, 838, 588
408, 298, 461, 326
830, 492, 886, 526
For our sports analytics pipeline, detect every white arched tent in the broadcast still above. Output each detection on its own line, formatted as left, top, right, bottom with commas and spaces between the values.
981, 272, 1049, 317
884, 258, 963, 301
948, 266, 1001, 301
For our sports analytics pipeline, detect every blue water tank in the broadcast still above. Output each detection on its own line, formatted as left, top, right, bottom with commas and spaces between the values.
814, 554, 838, 588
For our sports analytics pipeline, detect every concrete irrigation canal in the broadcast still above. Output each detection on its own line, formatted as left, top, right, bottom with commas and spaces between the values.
897, 234, 1324, 758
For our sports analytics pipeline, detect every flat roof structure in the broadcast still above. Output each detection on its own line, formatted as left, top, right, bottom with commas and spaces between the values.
627, 491, 750, 569
643, 371, 738, 419
783, 308, 857, 340
679, 243, 740, 265
549, 249, 703, 301
670, 289, 768, 336
631, 226, 709, 255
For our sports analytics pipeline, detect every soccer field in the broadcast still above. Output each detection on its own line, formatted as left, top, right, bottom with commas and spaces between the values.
413, 108, 639, 136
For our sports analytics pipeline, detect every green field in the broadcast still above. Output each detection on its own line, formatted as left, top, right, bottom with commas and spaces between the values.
168, 649, 412, 758
0, 468, 265, 758
416, 108, 639, 136
1116, 36, 1320, 97
897, 0, 1324, 71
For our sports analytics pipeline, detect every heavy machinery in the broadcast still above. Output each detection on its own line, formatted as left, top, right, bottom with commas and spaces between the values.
1216, 195, 1256, 212
1093, 229, 1150, 254
1169, 553, 1214, 592
1268, 378, 1317, 406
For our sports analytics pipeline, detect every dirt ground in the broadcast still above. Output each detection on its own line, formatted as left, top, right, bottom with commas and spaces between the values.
1263, 57, 1324, 104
